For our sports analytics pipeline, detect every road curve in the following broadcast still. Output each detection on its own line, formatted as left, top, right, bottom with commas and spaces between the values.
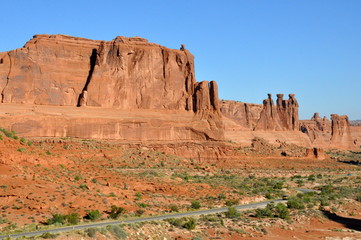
0, 199, 286, 239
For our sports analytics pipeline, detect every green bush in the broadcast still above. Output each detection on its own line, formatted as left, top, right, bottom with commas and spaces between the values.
225, 207, 240, 218
85, 210, 101, 221
135, 209, 145, 216
169, 204, 179, 212
191, 200, 201, 209
287, 197, 305, 209
225, 199, 239, 206
46, 214, 65, 225
109, 205, 125, 219
168, 217, 197, 230
46, 213, 79, 225
275, 203, 289, 219
255, 207, 274, 218
66, 212, 80, 225
184, 217, 197, 230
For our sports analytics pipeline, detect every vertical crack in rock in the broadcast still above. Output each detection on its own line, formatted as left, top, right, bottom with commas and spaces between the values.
1, 52, 12, 103
77, 48, 97, 106
161, 49, 167, 80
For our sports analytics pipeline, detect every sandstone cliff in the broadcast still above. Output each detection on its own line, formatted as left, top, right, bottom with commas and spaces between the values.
0, 34, 197, 110
299, 113, 357, 150
0, 34, 223, 141
221, 93, 299, 131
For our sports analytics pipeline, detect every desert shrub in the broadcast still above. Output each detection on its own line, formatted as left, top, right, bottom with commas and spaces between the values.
356, 194, 361, 202
273, 181, 284, 189
255, 206, 274, 218
191, 200, 201, 209
225, 199, 239, 206
169, 204, 179, 212
47, 214, 65, 225
109, 205, 125, 219
46, 213, 79, 225
168, 217, 196, 230
275, 203, 289, 219
287, 197, 305, 209
308, 174, 316, 181
184, 217, 197, 230
0, 128, 18, 139
20, 137, 26, 144
85, 210, 101, 221
135, 192, 143, 200
85, 228, 98, 237
74, 175, 82, 181
17, 148, 26, 153
79, 184, 88, 190
135, 209, 145, 216
106, 225, 127, 240
320, 197, 330, 206
40, 232, 58, 239
66, 212, 80, 224
138, 202, 147, 208
225, 207, 240, 218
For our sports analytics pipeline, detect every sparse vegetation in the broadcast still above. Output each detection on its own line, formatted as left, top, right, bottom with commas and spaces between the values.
109, 205, 125, 219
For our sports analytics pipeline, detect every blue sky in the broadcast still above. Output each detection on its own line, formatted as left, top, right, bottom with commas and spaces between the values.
1, 0, 360, 119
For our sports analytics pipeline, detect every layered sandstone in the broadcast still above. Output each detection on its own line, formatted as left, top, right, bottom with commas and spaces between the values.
0, 34, 196, 110
330, 114, 355, 149
299, 113, 358, 150
0, 34, 358, 151
0, 34, 223, 142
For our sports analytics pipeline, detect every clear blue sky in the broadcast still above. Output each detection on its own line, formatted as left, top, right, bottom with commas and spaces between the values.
1, 0, 360, 120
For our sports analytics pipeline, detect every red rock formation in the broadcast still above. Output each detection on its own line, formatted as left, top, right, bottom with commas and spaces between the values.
254, 94, 283, 131
0, 34, 197, 111
220, 101, 263, 130
276, 94, 299, 130
0, 34, 224, 142
299, 113, 358, 150
330, 114, 355, 149
299, 113, 331, 143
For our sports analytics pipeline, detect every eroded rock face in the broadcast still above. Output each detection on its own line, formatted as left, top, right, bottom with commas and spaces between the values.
299, 113, 357, 150
0, 34, 224, 142
0, 34, 199, 111
220, 100, 263, 130
221, 93, 300, 131
330, 114, 355, 149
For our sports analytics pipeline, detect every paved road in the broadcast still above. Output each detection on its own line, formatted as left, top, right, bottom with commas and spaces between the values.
0, 199, 286, 239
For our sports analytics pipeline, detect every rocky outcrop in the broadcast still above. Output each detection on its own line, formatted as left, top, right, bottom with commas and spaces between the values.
299, 113, 331, 143
0, 34, 224, 142
220, 101, 262, 130
276, 94, 299, 130
255, 94, 283, 131
299, 113, 357, 150
330, 114, 355, 149
0, 34, 198, 111
221, 93, 299, 131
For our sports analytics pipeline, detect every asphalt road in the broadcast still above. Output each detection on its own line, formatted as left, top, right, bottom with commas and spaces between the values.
0, 199, 286, 239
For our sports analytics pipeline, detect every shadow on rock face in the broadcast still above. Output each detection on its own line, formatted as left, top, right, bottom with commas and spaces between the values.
321, 209, 361, 231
